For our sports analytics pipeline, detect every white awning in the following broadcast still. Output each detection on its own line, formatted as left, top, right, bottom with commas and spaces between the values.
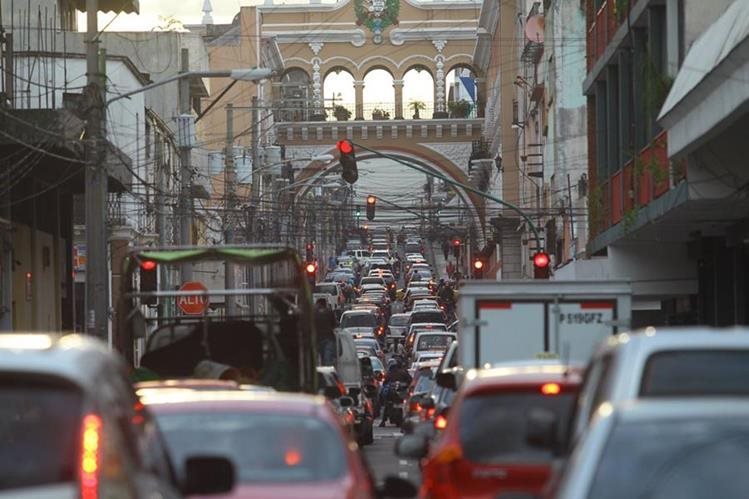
657, 0, 749, 158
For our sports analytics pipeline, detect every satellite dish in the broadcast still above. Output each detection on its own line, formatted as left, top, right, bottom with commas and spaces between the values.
525, 15, 545, 43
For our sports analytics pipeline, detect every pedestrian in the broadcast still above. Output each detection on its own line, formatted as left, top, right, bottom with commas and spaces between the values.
315, 298, 337, 365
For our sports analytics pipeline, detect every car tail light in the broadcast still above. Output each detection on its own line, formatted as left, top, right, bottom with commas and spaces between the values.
425, 407, 436, 420
541, 382, 561, 395
80, 414, 103, 499
409, 400, 421, 412
434, 414, 448, 430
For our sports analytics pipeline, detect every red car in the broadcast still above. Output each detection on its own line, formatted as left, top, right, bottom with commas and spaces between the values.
398, 362, 582, 499
139, 389, 381, 499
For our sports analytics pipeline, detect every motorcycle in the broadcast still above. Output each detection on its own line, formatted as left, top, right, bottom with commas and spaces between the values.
381, 381, 409, 427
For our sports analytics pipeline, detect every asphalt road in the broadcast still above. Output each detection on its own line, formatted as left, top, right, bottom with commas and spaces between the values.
364, 425, 421, 489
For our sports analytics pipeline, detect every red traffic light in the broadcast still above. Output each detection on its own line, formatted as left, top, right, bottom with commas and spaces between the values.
452, 239, 461, 247
305, 263, 316, 274
337, 139, 354, 155
473, 259, 484, 270
141, 260, 157, 271
367, 195, 376, 205
533, 251, 550, 269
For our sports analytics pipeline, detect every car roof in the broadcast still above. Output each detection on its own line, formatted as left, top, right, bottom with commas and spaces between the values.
342, 309, 376, 315
597, 327, 749, 356
135, 379, 240, 390
0, 334, 122, 390
140, 389, 331, 416
462, 363, 584, 393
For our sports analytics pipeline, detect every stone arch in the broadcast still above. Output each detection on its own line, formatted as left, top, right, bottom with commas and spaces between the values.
322, 66, 356, 121
362, 68, 395, 120
321, 58, 363, 81
402, 65, 435, 119
444, 62, 480, 119
361, 61, 398, 80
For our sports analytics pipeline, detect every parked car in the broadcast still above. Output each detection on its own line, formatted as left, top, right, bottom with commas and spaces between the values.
0, 333, 196, 499
569, 327, 749, 447
398, 362, 582, 499
553, 399, 749, 499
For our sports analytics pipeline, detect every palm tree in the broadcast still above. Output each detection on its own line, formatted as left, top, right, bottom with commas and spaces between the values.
408, 100, 426, 119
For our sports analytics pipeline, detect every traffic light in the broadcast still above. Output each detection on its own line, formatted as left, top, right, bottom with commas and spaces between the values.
337, 139, 358, 184
366, 195, 376, 221
305, 242, 314, 262
139, 260, 158, 305
472, 258, 484, 279
356, 205, 361, 218
533, 251, 551, 279
452, 238, 461, 258
304, 262, 317, 283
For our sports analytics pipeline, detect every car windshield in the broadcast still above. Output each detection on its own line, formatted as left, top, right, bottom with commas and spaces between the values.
356, 339, 379, 350
157, 412, 347, 484
341, 314, 377, 328
0, 379, 82, 490
640, 350, 749, 396
390, 315, 410, 326
314, 284, 337, 295
417, 334, 454, 351
587, 417, 749, 499
459, 391, 575, 464
414, 373, 436, 394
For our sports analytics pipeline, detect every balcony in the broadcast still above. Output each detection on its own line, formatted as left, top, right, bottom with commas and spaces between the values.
593, 131, 683, 235
587, 0, 632, 72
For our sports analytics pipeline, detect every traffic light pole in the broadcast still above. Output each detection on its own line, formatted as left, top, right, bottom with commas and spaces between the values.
351, 142, 543, 252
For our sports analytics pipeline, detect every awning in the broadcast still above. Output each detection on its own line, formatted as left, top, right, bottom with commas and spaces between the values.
69, 0, 139, 14
657, 0, 749, 158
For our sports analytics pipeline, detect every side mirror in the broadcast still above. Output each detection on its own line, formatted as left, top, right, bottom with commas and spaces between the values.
339, 396, 355, 408
395, 434, 429, 459
526, 408, 558, 449
182, 456, 234, 495
435, 371, 456, 390
323, 385, 341, 400
379, 476, 418, 498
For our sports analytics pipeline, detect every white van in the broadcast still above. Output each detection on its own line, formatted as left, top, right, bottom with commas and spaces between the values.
345, 249, 371, 260
335, 330, 362, 388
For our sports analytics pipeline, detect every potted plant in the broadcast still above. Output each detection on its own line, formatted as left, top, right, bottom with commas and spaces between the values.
448, 99, 472, 118
408, 100, 426, 119
371, 108, 390, 120
333, 105, 352, 121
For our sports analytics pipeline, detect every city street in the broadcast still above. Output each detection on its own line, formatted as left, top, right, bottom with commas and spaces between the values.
364, 427, 421, 488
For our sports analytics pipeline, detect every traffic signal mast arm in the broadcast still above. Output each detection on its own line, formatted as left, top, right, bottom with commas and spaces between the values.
350, 141, 543, 252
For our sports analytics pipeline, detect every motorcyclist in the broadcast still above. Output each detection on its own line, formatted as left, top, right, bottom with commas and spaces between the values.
379, 359, 412, 427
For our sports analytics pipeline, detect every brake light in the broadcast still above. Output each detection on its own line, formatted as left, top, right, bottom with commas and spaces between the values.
541, 382, 561, 395
426, 407, 436, 419
409, 400, 421, 412
80, 414, 102, 499
434, 414, 448, 430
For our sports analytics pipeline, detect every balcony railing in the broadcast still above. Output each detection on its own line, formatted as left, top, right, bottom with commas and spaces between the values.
587, 0, 632, 72
595, 131, 676, 233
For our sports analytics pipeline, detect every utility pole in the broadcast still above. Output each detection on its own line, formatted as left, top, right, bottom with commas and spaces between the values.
224, 103, 237, 316
178, 48, 193, 281
85, 0, 109, 339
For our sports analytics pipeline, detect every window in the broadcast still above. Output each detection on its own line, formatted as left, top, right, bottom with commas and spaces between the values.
640, 350, 749, 396
340, 314, 377, 328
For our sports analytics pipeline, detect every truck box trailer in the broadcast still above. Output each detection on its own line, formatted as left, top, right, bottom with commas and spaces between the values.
457, 280, 632, 369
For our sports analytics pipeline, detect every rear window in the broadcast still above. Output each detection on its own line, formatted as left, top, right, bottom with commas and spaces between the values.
0, 379, 82, 490
411, 312, 445, 324
157, 412, 347, 483
341, 314, 377, 328
587, 417, 749, 499
314, 284, 338, 295
390, 315, 410, 326
459, 391, 575, 464
641, 350, 749, 396
361, 278, 384, 285
414, 373, 436, 394
417, 335, 454, 351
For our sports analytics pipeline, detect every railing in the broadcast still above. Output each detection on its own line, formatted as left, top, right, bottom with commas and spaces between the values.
601, 130, 673, 229
587, 0, 632, 72
274, 100, 482, 123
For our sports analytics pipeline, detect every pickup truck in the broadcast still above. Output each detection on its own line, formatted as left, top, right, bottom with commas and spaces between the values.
313, 282, 345, 311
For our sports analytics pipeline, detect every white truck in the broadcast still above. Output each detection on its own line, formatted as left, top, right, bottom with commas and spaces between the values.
456, 280, 632, 369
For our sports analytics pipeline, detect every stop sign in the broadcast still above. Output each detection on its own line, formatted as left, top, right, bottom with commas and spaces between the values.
177, 281, 209, 315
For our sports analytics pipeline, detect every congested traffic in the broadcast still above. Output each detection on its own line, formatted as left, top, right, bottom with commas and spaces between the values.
3, 227, 749, 499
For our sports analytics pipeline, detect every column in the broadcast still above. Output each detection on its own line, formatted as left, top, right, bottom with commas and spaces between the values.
433, 56, 447, 118
354, 80, 365, 120
311, 58, 325, 121
474, 77, 486, 118
393, 79, 404, 119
